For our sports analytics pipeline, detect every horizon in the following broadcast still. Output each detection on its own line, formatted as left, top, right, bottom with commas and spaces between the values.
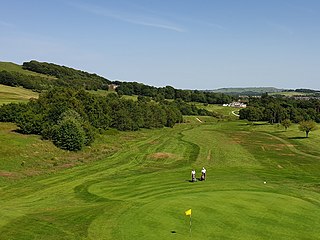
1, 0, 320, 90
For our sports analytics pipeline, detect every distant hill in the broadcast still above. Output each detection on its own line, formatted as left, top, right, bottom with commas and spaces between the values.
0, 60, 235, 104
210, 87, 284, 95
0, 62, 56, 79
0, 60, 111, 91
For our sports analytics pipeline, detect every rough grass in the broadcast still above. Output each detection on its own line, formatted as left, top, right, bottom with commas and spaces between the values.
0, 119, 320, 239
0, 84, 39, 105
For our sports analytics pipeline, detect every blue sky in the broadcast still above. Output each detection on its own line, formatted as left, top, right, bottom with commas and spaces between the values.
1, 0, 320, 90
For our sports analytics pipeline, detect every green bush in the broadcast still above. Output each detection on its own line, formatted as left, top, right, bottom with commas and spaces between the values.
52, 118, 86, 151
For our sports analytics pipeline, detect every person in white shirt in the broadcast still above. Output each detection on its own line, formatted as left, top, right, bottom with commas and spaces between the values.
191, 169, 196, 182
201, 167, 206, 181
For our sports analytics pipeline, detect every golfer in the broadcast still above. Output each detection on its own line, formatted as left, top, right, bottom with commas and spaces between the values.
201, 167, 206, 180
191, 169, 196, 182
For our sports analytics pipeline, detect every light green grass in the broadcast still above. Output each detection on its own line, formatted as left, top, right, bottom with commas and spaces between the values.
194, 103, 239, 118
0, 62, 56, 79
87, 89, 139, 101
0, 120, 320, 239
269, 91, 312, 97
87, 89, 117, 96
0, 84, 39, 105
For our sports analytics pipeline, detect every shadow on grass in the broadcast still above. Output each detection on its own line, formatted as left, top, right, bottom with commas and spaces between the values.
288, 136, 307, 140
186, 178, 205, 183
12, 129, 24, 134
238, 122, 270, 126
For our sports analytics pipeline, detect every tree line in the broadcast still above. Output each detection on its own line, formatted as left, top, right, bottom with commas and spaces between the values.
0, 88, 218, 151
239, 94, 320, 123
1, 60, 234, 105
0, 70, 58, 91
115, 82, 234, 104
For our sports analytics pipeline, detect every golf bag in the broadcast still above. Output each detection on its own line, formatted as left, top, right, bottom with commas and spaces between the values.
191, 173, 196, 182
201, 173, 205, 181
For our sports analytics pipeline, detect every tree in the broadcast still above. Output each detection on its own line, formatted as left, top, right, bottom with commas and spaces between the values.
52, 116, 86, 151
298, 120, 317, 138
239, 107, 263, 121
281, 119, 292, 130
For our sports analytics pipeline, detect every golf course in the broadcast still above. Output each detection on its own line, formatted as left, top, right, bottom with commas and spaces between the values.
1, 109, 320, 239
2, 0, 320, 237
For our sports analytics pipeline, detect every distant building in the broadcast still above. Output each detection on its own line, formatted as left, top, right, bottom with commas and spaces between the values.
108, 84, 119, 91
223, 101, 247, 108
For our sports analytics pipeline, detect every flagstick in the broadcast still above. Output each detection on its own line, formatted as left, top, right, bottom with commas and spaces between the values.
189, 215, 192, 237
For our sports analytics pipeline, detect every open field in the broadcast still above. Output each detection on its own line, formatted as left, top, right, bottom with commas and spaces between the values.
268, 91, 313, 97
0, 84, 39, 105
88, 89, 140, 101
1, 118, 320, 239
193, 102, 240, 119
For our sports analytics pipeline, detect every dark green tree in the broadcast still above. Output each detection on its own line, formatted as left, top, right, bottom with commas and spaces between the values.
52, 111, 86, 151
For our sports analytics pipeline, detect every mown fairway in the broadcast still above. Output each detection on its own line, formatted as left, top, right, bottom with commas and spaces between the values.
0, 84, 39, 105
1, 118, 320, 239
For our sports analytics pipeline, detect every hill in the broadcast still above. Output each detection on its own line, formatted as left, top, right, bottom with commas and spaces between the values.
0, 61, 111, 91
0, 60, 235, 105
211, 87, 284, 95
0, 62, 55, 79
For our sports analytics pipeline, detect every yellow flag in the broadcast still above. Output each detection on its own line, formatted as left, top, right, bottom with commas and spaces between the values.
185, 209, 192, 216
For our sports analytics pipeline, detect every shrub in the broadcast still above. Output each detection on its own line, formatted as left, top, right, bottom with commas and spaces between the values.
52, 118, 85, 151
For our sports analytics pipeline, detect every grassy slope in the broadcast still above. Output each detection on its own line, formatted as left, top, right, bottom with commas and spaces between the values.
0, 61, 52, 104
193, 102, 239, 119
0, 119, 320, 239
0, 84, 39, 105
0, 62, 55, 79
269, 91, 312, 97
212, 87, 282, 93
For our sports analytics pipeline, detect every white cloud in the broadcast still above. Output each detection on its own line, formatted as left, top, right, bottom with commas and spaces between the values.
68, 2, 185, 32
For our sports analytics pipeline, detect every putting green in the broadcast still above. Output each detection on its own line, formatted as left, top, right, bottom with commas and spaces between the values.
85, 167, 320, 240
87, 190, 320, 239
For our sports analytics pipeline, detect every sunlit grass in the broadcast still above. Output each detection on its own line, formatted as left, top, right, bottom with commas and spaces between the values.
1, 119, 320, 239
0, 84, 39, 105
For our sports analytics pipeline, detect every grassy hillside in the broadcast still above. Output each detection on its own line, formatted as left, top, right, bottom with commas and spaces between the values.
193, 103, 239, 119
0, 84, 39, 105
1, 119, 320, 239
211, 87, 283, 94
269, 91, 312, 97
0, 62, 55, 79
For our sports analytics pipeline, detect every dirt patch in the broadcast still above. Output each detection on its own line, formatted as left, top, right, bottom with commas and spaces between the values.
24, 170, 42, 177
280, 153, 296, 156
207, 149, 212, 161
59, 163, 77, 169
277, 164, 283, 169
149, 152, 177, 159
0, 171, 17, 178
